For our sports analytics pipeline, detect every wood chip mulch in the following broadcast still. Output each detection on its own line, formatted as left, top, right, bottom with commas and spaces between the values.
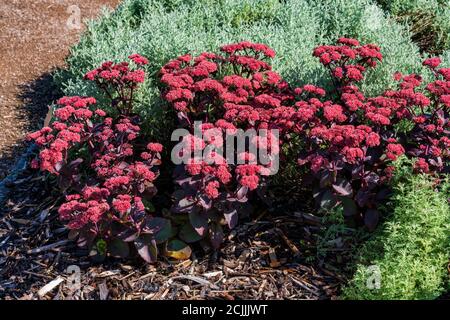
0, 168, 351, 300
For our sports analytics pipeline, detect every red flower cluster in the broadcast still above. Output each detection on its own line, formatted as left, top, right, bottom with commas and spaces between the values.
220, 41, 276, 58
59, 187, 110, 229
84, 54, 148, 115
59, 137, 162, 233
28, 95, 163, 233
306, 124, 383, 165
180, 125, 265, 194
293, 38, 448, 227
84, 59, 145, 84
28, 56, 172, 262
161, 43, 285, 247
160, 41, 295, 133
26, 96, 101, 173
313, 37, 382, 85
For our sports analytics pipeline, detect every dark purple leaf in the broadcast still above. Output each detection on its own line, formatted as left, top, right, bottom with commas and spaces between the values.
108, 239, 130, 258
55, 161, 65, 173
238, 202, 253, 219
364, 172, 380, 189
189, 209, 208, 236
69, 158, 84, 168
117, 161, 128, 169
341, 197, 358, 216
144, 217, 172, 244
172, 189, 186, 201
223, 208, 238, 229
68, 229, 79, 241
198, 195, 212, 210
364, 209, 380, 231
332, 179, 353, 196
76, 230, 95, 248
236, 186, 249, 200
355, 189, 370, 207
320, 190, 337, 210
319, 171, 332, 188
173, 197, 195, 213
375, 188, 391, 201
117, 228, 139, 242
429, 157, 442, 167
144, 184, 157, 197
179, 223, 203, 243
135, 237, 158, 263
351, 164, 364, 178
408, 148, 421, 157
209, 223, 224, 249
177, 111, 191, 127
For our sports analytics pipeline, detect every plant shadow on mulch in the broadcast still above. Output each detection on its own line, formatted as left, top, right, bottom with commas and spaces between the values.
0, 71, 63, 180
0, 166, 356, 300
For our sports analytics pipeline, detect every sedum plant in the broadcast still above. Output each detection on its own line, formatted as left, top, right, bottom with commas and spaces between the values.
161, 38, 449, 244
294, 38, 449, 229
27, 37, 450, 264
160, 42, 281, 248
27, 55, 173, 263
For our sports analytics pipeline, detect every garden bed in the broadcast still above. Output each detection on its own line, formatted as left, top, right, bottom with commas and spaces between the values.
0, 0, 449, 301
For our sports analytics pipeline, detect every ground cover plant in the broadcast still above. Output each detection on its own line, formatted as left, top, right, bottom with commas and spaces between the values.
342, 157, 450, 300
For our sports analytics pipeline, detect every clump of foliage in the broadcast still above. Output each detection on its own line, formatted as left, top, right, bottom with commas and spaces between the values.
294, 39, 449, 230
376, 0, 450, 55
27, 55, 174, 263
30, 36, 450, 263
160, 42, 283, 248
160, 38, 449, 248
28, 32, 450, 266
56, 0, 430, 143
341, 157, 450, 300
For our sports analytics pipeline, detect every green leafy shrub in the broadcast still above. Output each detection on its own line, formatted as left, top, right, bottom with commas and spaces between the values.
56, 0, 432, 143
376, 0, 450, 54
342, 157, 450, 300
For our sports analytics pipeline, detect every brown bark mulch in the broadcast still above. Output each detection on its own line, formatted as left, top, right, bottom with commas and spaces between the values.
0, 168, 350, 300
0, 0, 120, 179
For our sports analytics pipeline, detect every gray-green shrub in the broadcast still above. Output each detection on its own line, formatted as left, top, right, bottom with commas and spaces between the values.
56, 0, 435, 140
